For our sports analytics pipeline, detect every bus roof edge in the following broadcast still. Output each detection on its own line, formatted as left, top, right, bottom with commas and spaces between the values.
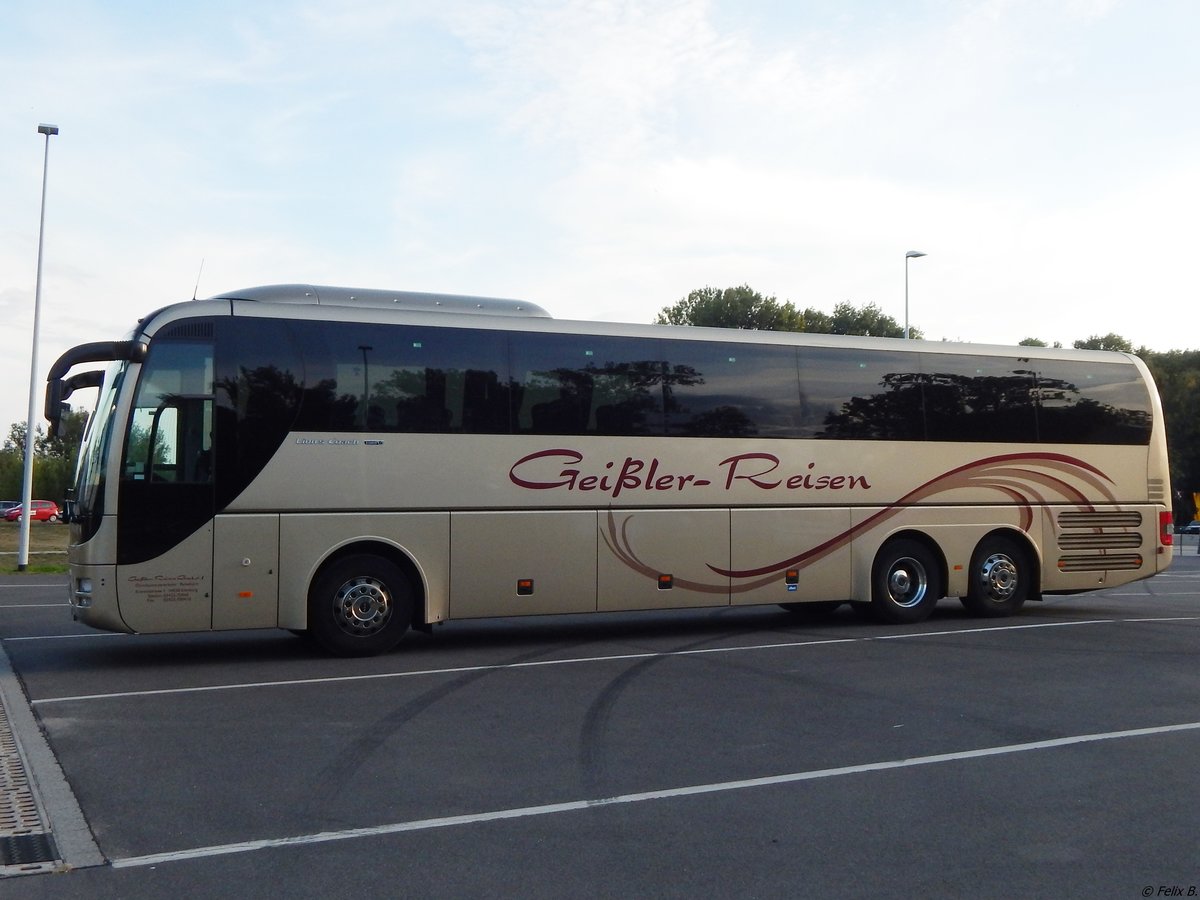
209, 284, 551, 318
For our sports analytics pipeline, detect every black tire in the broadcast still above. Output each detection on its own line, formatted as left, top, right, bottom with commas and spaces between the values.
961, 535, 1030, 618
870, 538, 942, 624
780, 601, 844, 618
307, 554, 414, 656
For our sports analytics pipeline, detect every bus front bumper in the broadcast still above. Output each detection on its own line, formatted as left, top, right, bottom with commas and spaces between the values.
68, 565, 133, 634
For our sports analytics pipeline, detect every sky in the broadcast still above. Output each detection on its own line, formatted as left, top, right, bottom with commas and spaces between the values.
2, 0, 1199, 435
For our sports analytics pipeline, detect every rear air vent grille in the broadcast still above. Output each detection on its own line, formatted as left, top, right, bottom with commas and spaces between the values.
1058, 532, 1142, 550
1057, 553, 1143, 573
1057, 511, 1142, 529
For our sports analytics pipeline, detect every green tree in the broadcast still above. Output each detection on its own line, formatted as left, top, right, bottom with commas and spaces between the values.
53, 409, 89, 459
655, 286, 806, 330
1139, 349, 1200, 520
798, 307, 833, 333
0, 408, 90, 502
1074, 333, 1133, 352
657, 286, 920, 338
826, 301, 917, 338
0, 451, 20, 501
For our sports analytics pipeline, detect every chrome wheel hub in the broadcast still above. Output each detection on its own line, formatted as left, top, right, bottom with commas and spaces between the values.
887, 557, 928, 608
333, 576, 392, 636
979, 553, 1018, 602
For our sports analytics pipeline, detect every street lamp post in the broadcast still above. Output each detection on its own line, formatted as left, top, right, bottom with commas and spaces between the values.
18, 124, 59, 572
904, 250, 927, 340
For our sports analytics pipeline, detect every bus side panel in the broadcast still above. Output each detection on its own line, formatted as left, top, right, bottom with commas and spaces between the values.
728, 508, 852, 606
597, 509, 729, 611
116, 525, 213, 632
277, 512, 450, 630
449, 511, 596, 618
213, 514, 280, 630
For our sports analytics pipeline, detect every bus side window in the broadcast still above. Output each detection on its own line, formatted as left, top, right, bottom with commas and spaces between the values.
529, 370, 593, 434
923, 354, 1036, 443
395, 371, 452, 432
460, 369, 511, 434
664, 340, 800, 439
512, 333, 665, 436
1035, 360, 1152, 445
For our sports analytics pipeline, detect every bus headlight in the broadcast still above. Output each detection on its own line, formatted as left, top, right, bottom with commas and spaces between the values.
73, 577, 93, 608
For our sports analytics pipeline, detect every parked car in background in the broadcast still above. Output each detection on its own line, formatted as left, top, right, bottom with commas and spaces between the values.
0, 500, 18, 515
3, 500, 61, 523
1178, 520, 1200, 535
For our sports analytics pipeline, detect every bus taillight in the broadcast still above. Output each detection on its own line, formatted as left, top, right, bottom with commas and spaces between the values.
1161, 511, 1175, 546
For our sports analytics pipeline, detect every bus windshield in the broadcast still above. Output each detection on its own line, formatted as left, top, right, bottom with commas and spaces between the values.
72, 360, 130, 527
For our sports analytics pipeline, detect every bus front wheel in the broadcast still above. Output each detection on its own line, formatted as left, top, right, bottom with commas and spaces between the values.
308, 554, 414, 656
961, 536, 1030, 618
871, 539, 941, 624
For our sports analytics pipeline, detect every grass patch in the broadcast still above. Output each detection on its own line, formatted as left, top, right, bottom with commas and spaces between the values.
0, 521, 70, 574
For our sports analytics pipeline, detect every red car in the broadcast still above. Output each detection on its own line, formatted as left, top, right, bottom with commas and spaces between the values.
4, 500, 61, 523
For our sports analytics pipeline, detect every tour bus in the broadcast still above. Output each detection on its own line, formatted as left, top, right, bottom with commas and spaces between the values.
46, 284, 1174, 656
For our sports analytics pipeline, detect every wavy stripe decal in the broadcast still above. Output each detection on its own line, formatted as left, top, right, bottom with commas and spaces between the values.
602, 452, 1115, 592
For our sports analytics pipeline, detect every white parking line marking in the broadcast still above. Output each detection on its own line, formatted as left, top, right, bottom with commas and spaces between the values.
3, 632, 123, 641
29, 616, 1200, 706
30, 638, 860, 705
1107, 591, 1198, 596
108, 720, 1200, 869
869, 620, 1116, 639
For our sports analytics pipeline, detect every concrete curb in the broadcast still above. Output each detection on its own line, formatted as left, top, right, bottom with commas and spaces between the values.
0, 640, 105, 873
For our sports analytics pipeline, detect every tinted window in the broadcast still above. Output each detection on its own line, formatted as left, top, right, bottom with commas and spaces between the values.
666, 340, 799, 438
118, 321, 217, 563
803, 348, 925, 440
1036, 360, 1151, 445
922, 354, 1038, 442
123, 336, 214, 484
233, 317, 1152, 446
210, 317, 305, 509
293, 322, 512, 434
510, 332, 665, 436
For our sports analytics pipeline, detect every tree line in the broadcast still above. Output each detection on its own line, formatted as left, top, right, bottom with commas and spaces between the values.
2, 287, 1196, 523
0, 410, 88, 506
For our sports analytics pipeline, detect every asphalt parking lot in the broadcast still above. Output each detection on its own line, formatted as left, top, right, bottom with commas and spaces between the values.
2, 553, 1199, 898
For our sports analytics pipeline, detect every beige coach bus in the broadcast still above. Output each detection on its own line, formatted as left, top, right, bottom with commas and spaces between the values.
45, 284, 1174, 656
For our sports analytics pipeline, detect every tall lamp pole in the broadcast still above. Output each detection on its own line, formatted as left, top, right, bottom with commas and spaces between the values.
18, 124, 59, 572
904, 250, 926, 340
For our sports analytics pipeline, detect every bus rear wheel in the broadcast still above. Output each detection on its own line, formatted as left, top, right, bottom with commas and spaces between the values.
961, 535, 1030, 618
308, 554, 414, 656
871, 539, 941, 624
